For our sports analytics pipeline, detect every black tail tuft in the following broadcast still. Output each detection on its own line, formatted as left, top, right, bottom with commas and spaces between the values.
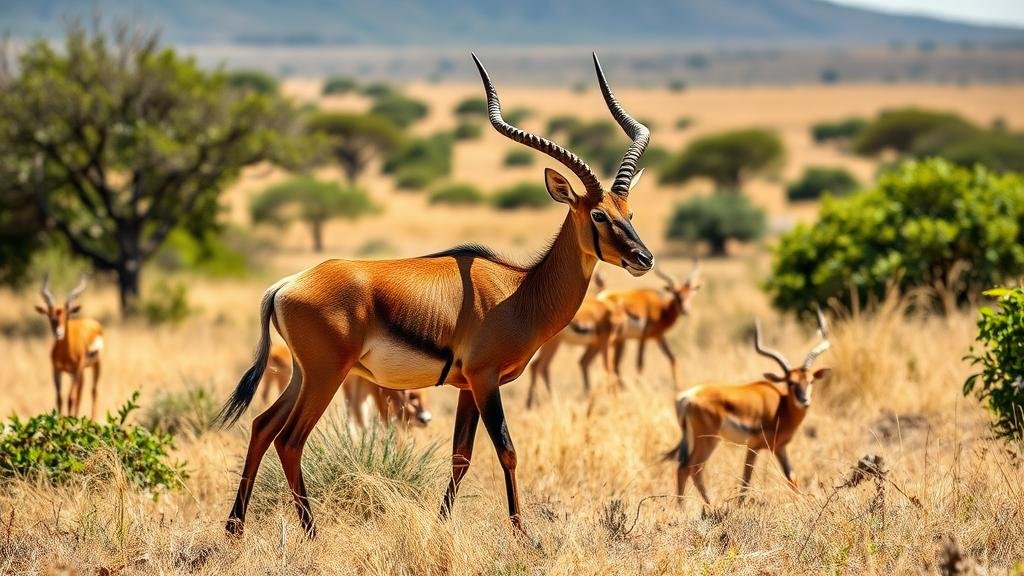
214, 282, 284, 428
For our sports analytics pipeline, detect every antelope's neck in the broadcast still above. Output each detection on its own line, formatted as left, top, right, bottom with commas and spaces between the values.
520, 213, 597, 341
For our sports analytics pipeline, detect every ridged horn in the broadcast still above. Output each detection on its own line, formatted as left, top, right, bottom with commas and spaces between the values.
593, 53, 650, 196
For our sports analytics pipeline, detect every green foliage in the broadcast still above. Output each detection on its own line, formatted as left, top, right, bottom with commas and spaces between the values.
766, 159, 1024, 314
395, 166, 438, 191
811, 117, 867, 143
323, 76, 359, 95
251, 176, 377, 251
504, 149, 535, 167
142, 282, 196, 326
429, 183, 484, 206
939, 132, 1024, 173
153, 229, 249, 277
675, 116, 694, 131
224, 69, 279, 95
547, 115, 581, 136
665, 193, 766, 256
965, 288, 1024, 443
492, 183, 551, 210
369, 93, 429, 128
0, 20, 296, 312
141, 383, 219, 437
307, 112, 404, 183
853, 108, 976, 155
360, 83, 395, 99
504, 108, 533, 126
786, 167, 860, 202
660, 129, 785, 189
0, 392, 186, 492
668, 79, 687, 92
383, 134, 454, 184
253, 415, 442, 518
454, 97, 487, 117
453, 121, 483, 141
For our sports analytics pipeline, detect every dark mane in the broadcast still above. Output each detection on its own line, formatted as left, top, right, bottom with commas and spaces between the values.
421, 241, 553, 272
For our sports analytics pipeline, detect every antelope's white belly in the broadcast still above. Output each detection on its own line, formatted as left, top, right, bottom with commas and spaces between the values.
357, 336, 448, 390
617, 316, 647, 339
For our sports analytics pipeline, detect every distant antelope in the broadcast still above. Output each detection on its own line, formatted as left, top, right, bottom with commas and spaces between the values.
665, 309, 832, 506
526, 271, 615, 407
34, 275, 104, 419
600, 261, 702, 388
262, 343, 431, 427
216, 53, 654, 537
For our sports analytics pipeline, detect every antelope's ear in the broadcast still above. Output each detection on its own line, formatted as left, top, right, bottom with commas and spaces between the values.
544, 168, 580, 206
764, 372, 786, 383
812, 368, 832, 381
34, 304, 48, 315
68, 304, 82, 316
628, 168, 645, 192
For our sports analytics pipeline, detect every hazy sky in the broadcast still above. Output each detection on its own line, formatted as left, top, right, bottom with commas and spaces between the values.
830, 0, 1024, 27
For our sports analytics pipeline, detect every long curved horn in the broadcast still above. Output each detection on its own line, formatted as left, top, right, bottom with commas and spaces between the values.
65, 275, 88, 307
472, 53, 603, 196
685, 258, 702, 286
803, 306, 832, 370
593, 53, 650, 196
40, 273, 55, 308
654, 267, 677, 287
754, 319, 791, 374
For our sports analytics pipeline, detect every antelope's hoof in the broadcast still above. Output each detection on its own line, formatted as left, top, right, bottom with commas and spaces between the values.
225, 518, 244, 538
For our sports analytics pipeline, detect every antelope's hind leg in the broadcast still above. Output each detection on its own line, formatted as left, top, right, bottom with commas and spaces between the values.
439, 389, 480, 520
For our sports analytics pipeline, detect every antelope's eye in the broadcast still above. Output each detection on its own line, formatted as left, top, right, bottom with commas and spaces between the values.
591, 211, 608, 223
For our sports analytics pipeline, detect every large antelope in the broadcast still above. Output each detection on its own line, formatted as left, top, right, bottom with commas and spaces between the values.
34, 275, 104, 419
665, 310, 832, 506
600, 261, 702, 388
526, 271, 615, 408
216, 53, 654, 537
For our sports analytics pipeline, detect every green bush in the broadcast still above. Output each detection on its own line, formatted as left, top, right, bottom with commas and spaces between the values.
251, 176, 377, 252
154, 229, 249, 278
665, 193, 766, 256
429, 183, 484, 206
323, 76, 359, 95
504, 107, 533, 126
360, 83, 395, 99
369, 93, 428, 128
141, 384, 219, 438
394, 166, 438, 191
0, 392, 186, 492
383, 134, 453, 181
675, 116, 694, 131
142, 282, 196, 326
965, 288, 1024, 443
492, 183, 551, 210
940, 132, 1024, 173
453, 121, 482, 141
766, 159, 1024, 314
786, 167, 860, 202
660, 128, 785, 189
811, 117, 867, 143
454, 97, 487, 117
224, 69, 279, 95
252, 416, 442, 518
853, 108, 976, 155
547, 115, 580, 136
504, 149, 534, 167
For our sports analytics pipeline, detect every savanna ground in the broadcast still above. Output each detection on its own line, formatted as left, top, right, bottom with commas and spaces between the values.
0, 82, 1022, 574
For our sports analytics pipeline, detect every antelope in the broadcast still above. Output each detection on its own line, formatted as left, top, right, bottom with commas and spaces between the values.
526, 270, 616, 408
34, 275, 104, 419
215, 52, 654, 537
600, 261, 702, 388
262, 343, 431, 427
665, 309, 832, 507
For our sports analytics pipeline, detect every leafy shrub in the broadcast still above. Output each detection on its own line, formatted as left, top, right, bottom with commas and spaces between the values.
142, 282, 196, 326
811, 117, 867, 143
492, 183, 550, 210
369, 93, 428, 128
395, 166, 438, 190
154, 229, 249, 278
675, 116, 694, 131
547, 115, 580, 136
939, 132, 1024, 173
323, 76, 359, 95
504, 107, 533, 126
307, 112, 404, 183
360, 83, 395, 99
383, 134, 453, 182
766, 159, 1024, 314
0, 392, 186, 492
453, 121, 482, 141
141, 384, 219, 438
665, 193, 766, 256
853, 108, 976, 155
504, 149, 534, 167
454, 97, 487, 117
965, 287, 1024, 443
252, 415, 442, 518
786, 167, 860, 202
224, 69, 279, 95
429, 183, 484, 206
660, 128, 785, 189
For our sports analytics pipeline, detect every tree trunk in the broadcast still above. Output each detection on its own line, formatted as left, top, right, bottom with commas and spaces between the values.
117, 263, 141, 315
311, 220, 324, 253
708, 236, 729, 257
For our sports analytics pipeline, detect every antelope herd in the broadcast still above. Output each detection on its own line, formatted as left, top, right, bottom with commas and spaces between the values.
22, 53, 837, 540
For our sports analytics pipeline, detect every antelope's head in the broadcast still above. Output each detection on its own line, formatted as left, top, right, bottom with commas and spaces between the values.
754, 308, 832, 408
655, 260, 702, 315
473, 53, 654, 276
34, 274, 88, 341
404, 390, 432, 426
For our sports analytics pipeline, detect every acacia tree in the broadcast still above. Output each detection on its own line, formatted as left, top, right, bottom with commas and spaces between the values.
250, 176, 377, 252
660, 128, 784, 189
0, 21, 295, 313
307, 112, 403, 184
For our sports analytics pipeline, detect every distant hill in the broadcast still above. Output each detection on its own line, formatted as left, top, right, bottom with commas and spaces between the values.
3, 0, 1022, 45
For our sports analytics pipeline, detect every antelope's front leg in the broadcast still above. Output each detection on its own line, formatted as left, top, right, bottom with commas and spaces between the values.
470, 371, 525, 531
52, 369, 63, 415
737, 449, 758, 504
773, 445, 799, 493
439, 389, 480, 520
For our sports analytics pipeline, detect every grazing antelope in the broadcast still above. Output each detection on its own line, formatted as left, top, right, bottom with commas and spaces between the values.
600, 261, 702, 388
216, 52, 654, 538
262, 343, 431, 427
665, 309, 832, 506
34, 275, 104, 419
526, 271, 615, 408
